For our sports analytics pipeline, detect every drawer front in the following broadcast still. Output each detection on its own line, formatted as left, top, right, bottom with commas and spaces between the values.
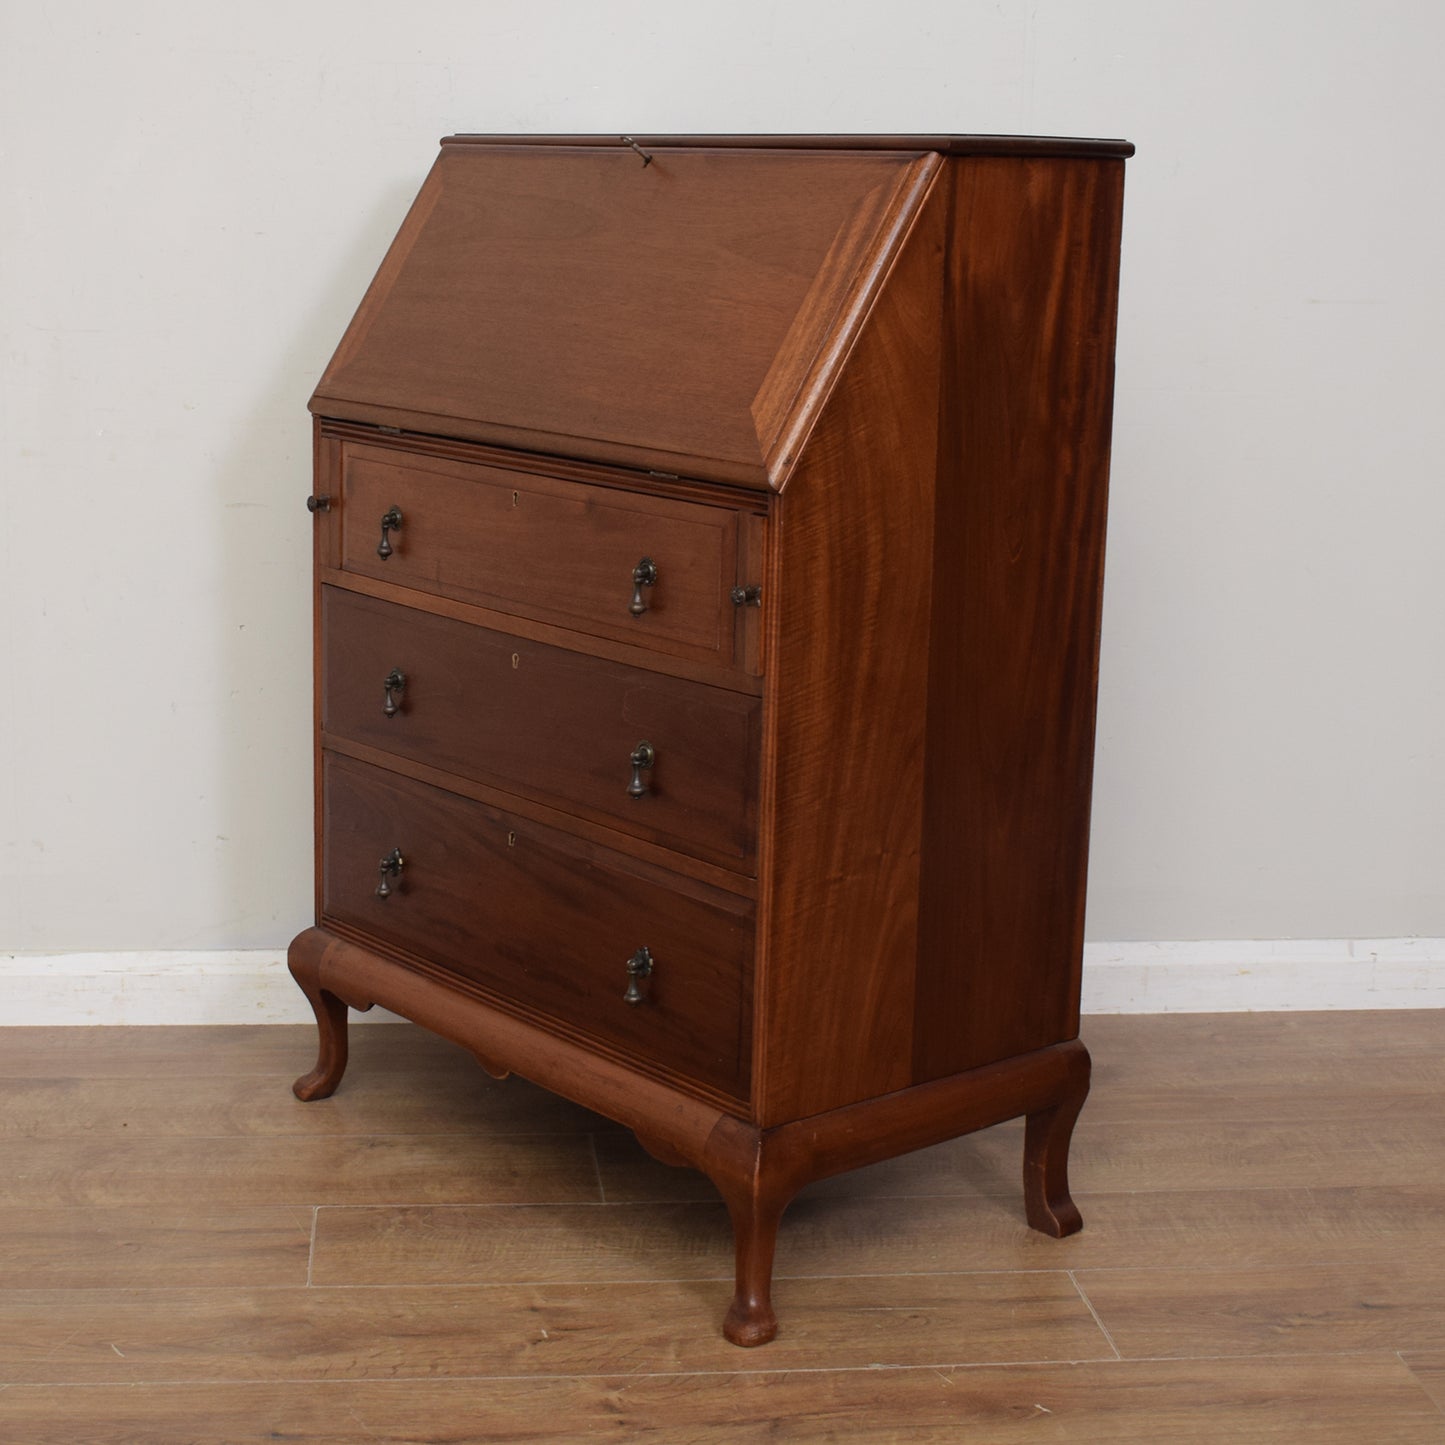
322, 754, 753, 1098
339, 443, 743, 664
322, 587, 759, 868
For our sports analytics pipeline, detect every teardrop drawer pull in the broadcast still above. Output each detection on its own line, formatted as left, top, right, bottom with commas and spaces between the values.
627, 741, 656, 798
377, 506, 404, 560
383, 668, 406, 718
629, 557, 657, 615
375, 847, 405, 898
623, 946, 654, 1005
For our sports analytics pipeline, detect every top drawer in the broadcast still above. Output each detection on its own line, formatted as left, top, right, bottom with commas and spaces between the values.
336, 442, 749, 667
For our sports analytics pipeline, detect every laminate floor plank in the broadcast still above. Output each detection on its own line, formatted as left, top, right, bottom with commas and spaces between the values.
0, 1072, 600, 1139
0, 1273, 1109, 1384
1402, 1352, 1445, 1414
0, 1355, 1439, 1444
1083, 1009, 1445, 1061
1077, 1261, 1445, 1358
1081, 1015, 1445, 1122
311, 1182, 1445, 1287
1063, 1115, 1445, 1193
3, 1015, 1443, 1440
1080, 1080, 1445, 1124
1, 1134, 602, 1208
0, 1208, 314, 1289
312, 1200, 731, 1286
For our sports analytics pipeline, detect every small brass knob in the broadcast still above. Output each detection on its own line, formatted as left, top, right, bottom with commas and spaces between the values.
383, 668, 406, 718
375, 848, 404, 898
628, 741, 655, 798
629, 557, 658, 616
624, 946, 654, 1005
377, 506, 403, 560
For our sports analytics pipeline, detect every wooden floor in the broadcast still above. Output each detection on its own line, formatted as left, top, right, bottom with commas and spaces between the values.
1, 1012, 1443, 1442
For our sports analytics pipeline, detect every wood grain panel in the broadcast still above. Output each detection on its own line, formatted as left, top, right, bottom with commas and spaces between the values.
337, 442, 743, 662
752, 160, 946, 1123
314, 146, 933, 488
322, 586, 759, 867
323, 734, 759, 898
321, 756, 754, 1098
4, 1357, 1436, 1444
0, 1274, 1106, 1384
913, 156, 1127, 1080
320, 568, 765, 696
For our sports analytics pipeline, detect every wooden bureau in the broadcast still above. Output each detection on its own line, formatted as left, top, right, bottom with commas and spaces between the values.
289, 133, 1132, 1345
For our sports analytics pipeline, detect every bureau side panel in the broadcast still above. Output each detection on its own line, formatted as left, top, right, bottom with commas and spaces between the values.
753, 178, 945, 1126
912, 156, 1126, 1080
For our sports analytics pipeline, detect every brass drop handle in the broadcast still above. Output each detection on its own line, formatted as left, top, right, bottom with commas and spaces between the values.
383, 668, 406, 718
375, 848, 404, 898
377, 506, 403, 560
628, 741, 655, 798
624, 946, 654, 1005
629, 557, 657, 616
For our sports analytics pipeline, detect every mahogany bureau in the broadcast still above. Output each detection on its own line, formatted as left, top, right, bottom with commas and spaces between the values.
289, 133, 1132, 1345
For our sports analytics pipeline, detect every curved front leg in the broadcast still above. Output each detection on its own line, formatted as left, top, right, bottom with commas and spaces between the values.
718, 1179, 791, 1346
293, 986, 349, 1101
288, 932, 350, 1101
1022, 1046, 1090, 1237
700, 1122, 801, 1348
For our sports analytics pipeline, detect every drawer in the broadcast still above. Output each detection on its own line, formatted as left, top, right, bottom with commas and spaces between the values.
337, 442, 748, 665
321, 754, 753, 1098
321, 587, 759, 868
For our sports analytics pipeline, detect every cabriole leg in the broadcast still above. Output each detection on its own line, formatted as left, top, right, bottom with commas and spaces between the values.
718, 1178, 792, 1348
289, 938, 350, 1101
1022, 1068, 1088, 1238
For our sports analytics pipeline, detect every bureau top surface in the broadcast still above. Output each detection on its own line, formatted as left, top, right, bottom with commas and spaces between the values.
313, 136, 1128, 489
442, 134, 1135, 158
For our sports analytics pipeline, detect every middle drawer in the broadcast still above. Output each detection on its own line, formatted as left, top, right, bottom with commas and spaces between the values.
321, 586, 760, 869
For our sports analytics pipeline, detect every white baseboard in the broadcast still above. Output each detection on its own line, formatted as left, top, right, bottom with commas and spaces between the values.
1, 940, 1442, 1025
1080, 938, 1445, 1013
0, 952, 404, 1026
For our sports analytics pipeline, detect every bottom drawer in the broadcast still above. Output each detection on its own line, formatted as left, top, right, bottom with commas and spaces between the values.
321, 753, 753, 1099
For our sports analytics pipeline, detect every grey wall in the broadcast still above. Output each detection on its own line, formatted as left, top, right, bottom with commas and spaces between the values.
2, 0, 1440, 958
